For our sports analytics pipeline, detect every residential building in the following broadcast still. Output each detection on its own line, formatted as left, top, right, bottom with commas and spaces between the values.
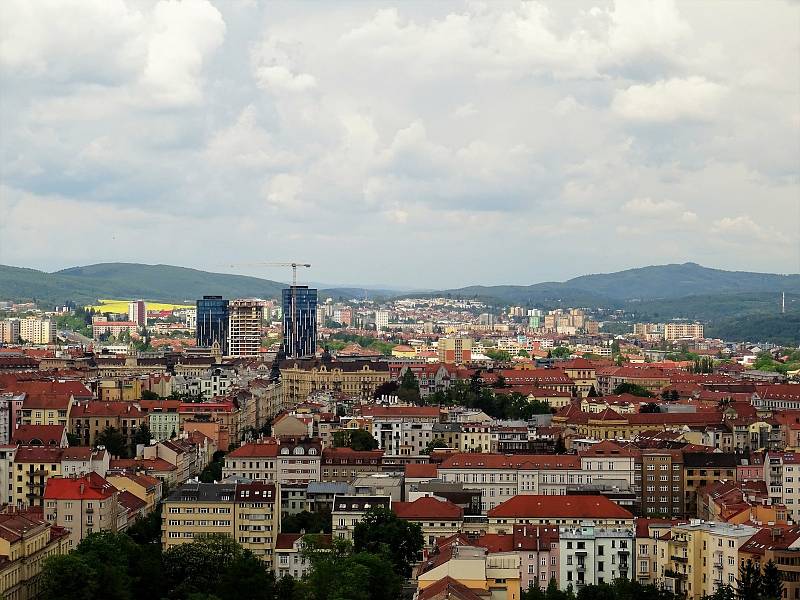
60, 447, 109, 478
364, 405, 441, 457
739, 526, 800, 600
105, 472, 162, 514
227, 299, 264, 358
375, 310, 389, 331
664, 323, 704, 341
196, 296, 229, 354
0, 511, 70, 600
141, 399, 181, 441
275, 533, 332, 580
683, 452, 738, 518
437, 337, 472, 364
558, 523, 633, 589
91, 320, 137, 340
69, 402, 146, 449
393, 496, 464, 547
0, 394, 24, 444
487, 495, 635, 533
282, 286, 317, 359
416, 544, 521, 600
279, 359, 390, 406
161, 481, 279, 567
0, 319, 20, 344
128, 300, 146, 327
12, 446, 64, 508
43, 473, 123, 548
331, 495, 390, 541
19, 317, 55, 345
639, 449, 685, 518
223, 438, 321, 486
320, 448, 383, 483
656, 521, 759, 598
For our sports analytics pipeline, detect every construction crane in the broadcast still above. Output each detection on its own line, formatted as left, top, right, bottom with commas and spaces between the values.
225, 262, 312, 358
226, 262, 311, 286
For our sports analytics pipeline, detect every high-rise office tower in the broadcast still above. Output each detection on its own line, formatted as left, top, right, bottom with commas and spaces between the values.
228, 299, 264, 357
282, 286, 317, 358
196, 296, 229, 353
128, 300, 146, 327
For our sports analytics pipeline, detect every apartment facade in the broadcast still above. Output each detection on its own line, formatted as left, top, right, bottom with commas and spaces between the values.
558, 524, 633, 589
19, 318, 55, 345
279, 359, 390, 406
227, 299, 264, 358
161, 481, 279, 567
43, 473, 123, 548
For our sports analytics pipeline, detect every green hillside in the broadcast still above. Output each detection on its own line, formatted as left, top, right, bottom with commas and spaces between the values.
0, 264, 287, 305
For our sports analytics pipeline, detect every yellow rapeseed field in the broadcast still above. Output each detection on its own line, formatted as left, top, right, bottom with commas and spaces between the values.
86, 299, 194, 313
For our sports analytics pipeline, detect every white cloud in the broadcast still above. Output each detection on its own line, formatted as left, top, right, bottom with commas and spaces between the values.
612, 76, 727, 121
622, 197, 682, 216
0, 0, 798, 286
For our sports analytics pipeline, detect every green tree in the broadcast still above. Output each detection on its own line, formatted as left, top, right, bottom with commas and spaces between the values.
141, 389, 160, 400
398, 369, 422, 405
95, 425, 127, 457
761, 559, 784, 600
41, 554, 100, 600
281, 509, 332, 534
333, 428, 378, 451
737, 558, 763, 600
422, 438, 448, 454
133, 424, 152, 446
485, 349, 512, 362
66, 432, 82, 446
300, 538, 401, 600
640, 402, 660, 413
352, 507, 423, 577
587, 385, 599, 397
551, 346, 571, 359
612, 382, 653, 397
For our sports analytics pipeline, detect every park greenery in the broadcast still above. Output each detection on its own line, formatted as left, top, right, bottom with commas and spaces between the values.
424, 375, 553, 420
332, 428, 379, 451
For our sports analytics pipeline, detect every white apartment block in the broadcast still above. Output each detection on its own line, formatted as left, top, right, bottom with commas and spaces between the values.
375, 310, 389, 331
764, 451, 800, 521
559, 524, 634, 589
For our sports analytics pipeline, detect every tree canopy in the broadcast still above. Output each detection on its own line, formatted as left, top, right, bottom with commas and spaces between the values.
352, 507, 423, 578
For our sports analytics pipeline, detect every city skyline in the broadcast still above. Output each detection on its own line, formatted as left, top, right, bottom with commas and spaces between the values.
1, 0, 798, 288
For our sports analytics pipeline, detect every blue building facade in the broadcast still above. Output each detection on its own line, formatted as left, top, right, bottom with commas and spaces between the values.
196, 295, 229, 353
281, 286, 317, 358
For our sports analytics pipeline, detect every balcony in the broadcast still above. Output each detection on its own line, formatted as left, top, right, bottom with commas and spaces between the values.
670, 555, 688, 564
576, 564, 586, 573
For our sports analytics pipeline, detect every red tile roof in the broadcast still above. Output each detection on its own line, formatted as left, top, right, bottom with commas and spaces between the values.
12, 425, 65, 446
227, 441, 280, 458
393, 496, 463, 520
488, 494, 633, 519
71, 401, 145, 417
44, 473, 116, 500
439, 453, 580, 470
418, 576, 489, 600
14, 446, 65, 463
405, 463, 439, 478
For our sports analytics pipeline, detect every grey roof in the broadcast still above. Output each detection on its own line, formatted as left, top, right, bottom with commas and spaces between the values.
165, 482, 237, 503
307, 482, 354, 495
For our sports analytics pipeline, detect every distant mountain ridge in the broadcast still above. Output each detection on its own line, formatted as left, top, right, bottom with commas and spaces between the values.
1, 262, 798, 310
435, 263, 800, 304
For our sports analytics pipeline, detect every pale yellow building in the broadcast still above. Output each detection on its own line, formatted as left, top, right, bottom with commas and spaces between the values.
162, 481, 279, 568
417, 544, 522, 600
19, 318, 55, 345
279, 359, 390, 406
653, 521, 759, 599
0, 511, 70, 600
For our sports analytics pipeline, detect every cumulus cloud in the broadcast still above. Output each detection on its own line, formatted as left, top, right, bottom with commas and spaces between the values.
0, 0, 798, 286
612, 76, 727, 121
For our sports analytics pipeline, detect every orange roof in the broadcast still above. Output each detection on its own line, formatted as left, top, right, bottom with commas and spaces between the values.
227, 441, 279, 458
393, 496, 463, 520
360, 406, 441, 418
71, 402, 145, 417
12, 425, 65, 446
488, 494, 633, 519
405, 463, 438, 478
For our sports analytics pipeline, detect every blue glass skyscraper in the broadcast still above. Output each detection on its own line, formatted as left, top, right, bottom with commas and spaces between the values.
196, 295, 229, 353
282, 286, 317, 358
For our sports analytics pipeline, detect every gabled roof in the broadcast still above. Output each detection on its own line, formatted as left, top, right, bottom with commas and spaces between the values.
418, 576, 490, 600
12, 425, 65, 446
393, 496, 463, 520
227, 441, 279, 458
71, 402, 145, 417
488, 494, 633, 519
14, 446, 65, 463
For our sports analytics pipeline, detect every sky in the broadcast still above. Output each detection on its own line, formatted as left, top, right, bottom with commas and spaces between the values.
0, 0, 798, 289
